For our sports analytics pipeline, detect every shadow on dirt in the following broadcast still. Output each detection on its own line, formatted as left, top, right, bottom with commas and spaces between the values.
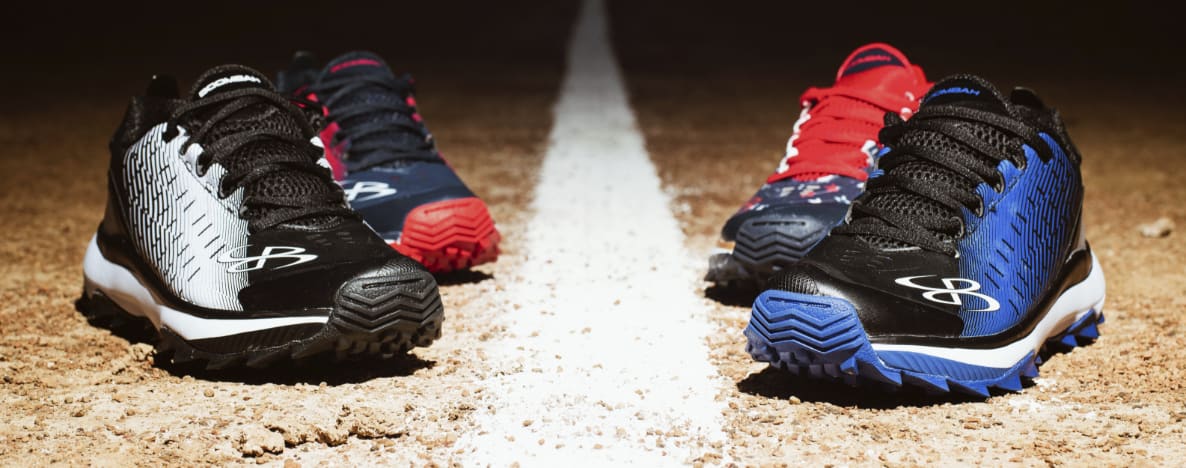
76, 297, 436, 386
704, 283, 760, 308
435, 269, 494, 286
157, 354, 435, 386
737, 366, 998, 408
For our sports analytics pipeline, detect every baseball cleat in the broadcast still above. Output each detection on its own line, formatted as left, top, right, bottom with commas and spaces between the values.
708, 43, 931, 287
747, 75, 1104, 396
79, 65, 444, 369
278, 51, 500, 273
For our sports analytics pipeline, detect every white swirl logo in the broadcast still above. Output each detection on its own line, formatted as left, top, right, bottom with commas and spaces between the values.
894, 276, 1001, 312
343, 181, 398, 203
216, 246, 317, 273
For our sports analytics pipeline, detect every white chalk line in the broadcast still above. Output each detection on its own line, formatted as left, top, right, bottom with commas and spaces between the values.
456, 0, 729, 465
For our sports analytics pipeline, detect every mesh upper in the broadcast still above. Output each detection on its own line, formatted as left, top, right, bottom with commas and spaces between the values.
336, 92, 426, 154
769, 268, 820, 295
199, 102, 342, 230
857, 122, 1023, 249
315, 53, 435, 170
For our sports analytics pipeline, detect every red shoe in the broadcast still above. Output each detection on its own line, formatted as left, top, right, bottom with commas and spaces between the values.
707, 43, 932, 286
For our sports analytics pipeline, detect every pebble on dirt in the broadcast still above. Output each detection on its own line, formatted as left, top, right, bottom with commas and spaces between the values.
1139, 217, 1174, 238
236, 426, 285, 457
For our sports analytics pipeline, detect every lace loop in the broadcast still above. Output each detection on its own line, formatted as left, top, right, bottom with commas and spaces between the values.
165, 87, 355, 231
313, 73, 438, 170
768, 85, 917, 183
832, 104, 1034, 255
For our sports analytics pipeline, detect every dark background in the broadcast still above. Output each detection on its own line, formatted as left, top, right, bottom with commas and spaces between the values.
3, 1, 577, 113
612, 2, 1186, 83
605, 1, 1186, 141
5, 1, 1183, 110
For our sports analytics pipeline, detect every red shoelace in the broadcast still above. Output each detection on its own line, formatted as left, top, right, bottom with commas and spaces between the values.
768, 86, 917, 183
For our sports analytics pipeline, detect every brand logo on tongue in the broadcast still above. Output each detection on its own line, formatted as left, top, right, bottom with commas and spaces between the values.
848, 54, 894, 67
840, 48, 905, 77
330, 58, 382, 73
197, 74, 262, 98
925, 86, 982, 103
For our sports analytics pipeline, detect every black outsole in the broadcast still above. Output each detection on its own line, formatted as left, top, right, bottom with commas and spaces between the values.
76, 270, 444, 370
706, 222, 825, 287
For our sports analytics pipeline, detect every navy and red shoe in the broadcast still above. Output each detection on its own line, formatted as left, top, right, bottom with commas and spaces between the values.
707, 43, 931, 287
277, 51, 500, 273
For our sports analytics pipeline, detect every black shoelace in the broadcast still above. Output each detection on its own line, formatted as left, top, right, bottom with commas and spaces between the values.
832, 105, 1051, 255
312, 73, 438, 170
162, 87, 355, 232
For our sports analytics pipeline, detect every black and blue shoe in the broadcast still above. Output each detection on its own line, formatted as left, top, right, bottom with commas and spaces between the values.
746, 75, 1106, 397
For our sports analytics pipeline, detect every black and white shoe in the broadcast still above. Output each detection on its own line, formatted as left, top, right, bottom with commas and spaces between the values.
79, 65, 444, 369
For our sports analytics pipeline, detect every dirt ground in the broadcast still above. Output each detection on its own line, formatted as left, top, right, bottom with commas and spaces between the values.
2, 0, 1185, 466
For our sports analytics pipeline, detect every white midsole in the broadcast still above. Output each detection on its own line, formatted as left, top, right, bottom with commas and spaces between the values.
872, 252, 1106, 369
82, 236, 329, 341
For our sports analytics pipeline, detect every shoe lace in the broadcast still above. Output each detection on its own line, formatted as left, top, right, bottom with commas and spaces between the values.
312, 73, 438, 171
831, 104, 1049, 255
162, 86, 355, 232
768, 86, 915, 183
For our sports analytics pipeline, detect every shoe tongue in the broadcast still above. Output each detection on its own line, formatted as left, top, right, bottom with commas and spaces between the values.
783, 44, 920, 181
920, 75, 1011, 114
317, 51, 434, 171
187, 66, 344, 231
834, 43, 918, 93
857, 75, 1023, 251
189, 65, 273, 100
322, 51, 394, 79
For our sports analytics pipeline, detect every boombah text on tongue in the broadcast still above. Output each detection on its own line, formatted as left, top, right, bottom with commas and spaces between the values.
196, 73, 264, 98
277, 51, 501, 273
706, 43, 932, 288
748, 74, 1104, 397
177, 65, 347, 232
79, 65, 445, 368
